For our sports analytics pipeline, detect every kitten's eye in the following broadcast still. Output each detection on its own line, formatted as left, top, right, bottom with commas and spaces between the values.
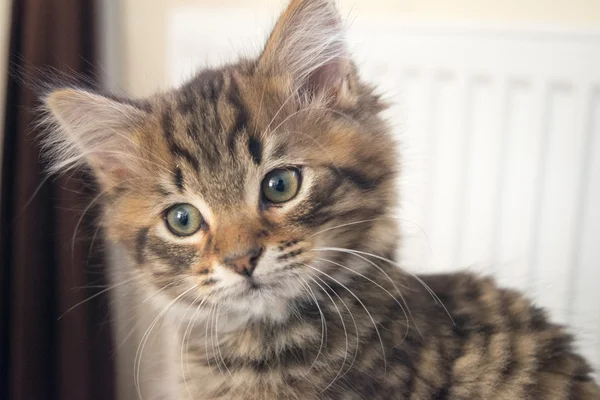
261, 168, 301, 204
165, 204, 203, 236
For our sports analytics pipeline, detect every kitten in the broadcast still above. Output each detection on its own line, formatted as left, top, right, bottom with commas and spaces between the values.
41, 0, 600, 399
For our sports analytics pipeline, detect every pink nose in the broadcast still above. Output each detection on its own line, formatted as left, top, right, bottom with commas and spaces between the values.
223, 248, 263, 277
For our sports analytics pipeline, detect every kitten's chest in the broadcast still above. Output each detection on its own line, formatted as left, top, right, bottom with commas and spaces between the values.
179, 361, 320, 400
175, 324, 325, 400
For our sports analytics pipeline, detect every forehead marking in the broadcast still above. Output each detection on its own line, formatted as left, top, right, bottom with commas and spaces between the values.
225, 76, 250, 153
248, 136, 262, 165
174, 167, 184, 192
162, 110, 200, 171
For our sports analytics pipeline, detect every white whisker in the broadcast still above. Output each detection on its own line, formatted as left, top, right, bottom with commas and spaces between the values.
302, 274, 350, 391
314, 256, 413, 342
333, 249, 455, 326
134, 286, 196, 400
183, 295, 211, 400
310, 274, 360, 382
297, 276, 328, 375
301, 263, 387, 375
58, 275, 138, 320
310, 216, 433, 256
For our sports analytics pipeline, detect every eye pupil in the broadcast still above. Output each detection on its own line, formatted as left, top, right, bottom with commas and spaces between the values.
271, 177, 286, 193
175, 210, 189, 226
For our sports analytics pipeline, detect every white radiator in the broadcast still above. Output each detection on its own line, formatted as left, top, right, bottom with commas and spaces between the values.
167, 8, 600, 371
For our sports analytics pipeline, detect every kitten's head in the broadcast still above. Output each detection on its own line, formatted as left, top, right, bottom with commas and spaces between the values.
42, 0, 398, 322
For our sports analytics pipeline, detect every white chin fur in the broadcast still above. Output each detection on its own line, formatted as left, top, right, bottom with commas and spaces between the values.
154, 274, 306, 335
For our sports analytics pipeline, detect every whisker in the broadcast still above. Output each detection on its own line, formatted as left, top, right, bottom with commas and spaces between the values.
183, 295, 211, 400
262, 88, 299, 135
142, 277, 188, 303
309, 274, 360, 382
209, 303, 225, 377
86, 223, 102, 263
215, 303, 235, 378
310, 216, 433, 256
114, 279, 182, 352
20, 174, 52, 212
302, 274, 350, 391
116, 323, 138, 352
177, 293, 203, 400
58, 275, 138, 320
269, 100, 362, 139
301, 263, 387, 375
314, 256, 413, 342
313, 247, 419, 339
335, 249, 455, 326
204, 302, 214, 370
311, 218, 384, 237
134, 286, 196, 400
268, 104, 322, 136
297, 276, 328, 376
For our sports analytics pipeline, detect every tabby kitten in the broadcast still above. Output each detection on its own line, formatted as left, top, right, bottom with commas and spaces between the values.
42, 0, 600, 399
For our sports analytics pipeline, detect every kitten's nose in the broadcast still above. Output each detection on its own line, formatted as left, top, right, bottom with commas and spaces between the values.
223, 247, 264, 277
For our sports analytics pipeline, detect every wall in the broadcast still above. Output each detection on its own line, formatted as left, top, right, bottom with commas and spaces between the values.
119, 0, 600, 97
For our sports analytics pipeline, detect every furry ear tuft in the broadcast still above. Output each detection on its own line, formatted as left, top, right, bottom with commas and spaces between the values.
41, 88, 149, 186
259, 0, 351, 99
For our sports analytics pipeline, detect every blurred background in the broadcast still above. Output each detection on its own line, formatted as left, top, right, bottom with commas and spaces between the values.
1, 1, 599, 399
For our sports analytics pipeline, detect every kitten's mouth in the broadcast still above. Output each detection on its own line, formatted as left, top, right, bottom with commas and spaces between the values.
226, 276, 262, 297
246, 277, 261, 290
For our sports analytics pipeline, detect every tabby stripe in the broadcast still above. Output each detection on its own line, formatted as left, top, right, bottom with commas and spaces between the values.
147, 235, 196, 270
213, 343, 312, 374
335, 166, 384, 191
433, 387, 450, 400
187, 119, 220, 165
225, 77, 250, 153
206, 73, 224, 131
156, 185, 172, 197
135, 227, 149, 264
177, 89, 197, 115
162, 110, 200, 171
248, 136, 262, 165
293, 206, 382, 229
498, 292, 518, 380
173, 143, 200, 171
174, 167, 184, 192
432, 328, 454, 400
186, 118, 200, 142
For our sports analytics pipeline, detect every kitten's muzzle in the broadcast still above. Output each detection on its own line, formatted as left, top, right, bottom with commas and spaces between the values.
223, 247, 264, 277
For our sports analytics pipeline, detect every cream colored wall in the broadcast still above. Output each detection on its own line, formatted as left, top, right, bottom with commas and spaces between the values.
120, 0, 600, 97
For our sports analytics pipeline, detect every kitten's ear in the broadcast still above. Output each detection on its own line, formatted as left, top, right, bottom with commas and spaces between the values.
259, 0, 351, 100
43, 88, 149, 187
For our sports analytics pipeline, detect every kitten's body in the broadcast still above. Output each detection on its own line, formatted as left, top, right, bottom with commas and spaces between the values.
177, 268, 598, 399
41, 0, 599, 398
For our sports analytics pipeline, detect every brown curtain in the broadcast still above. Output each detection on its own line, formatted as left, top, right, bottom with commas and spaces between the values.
0, 1, 115, 400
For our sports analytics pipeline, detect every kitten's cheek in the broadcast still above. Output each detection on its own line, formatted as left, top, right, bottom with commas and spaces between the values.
190, 263, 212, 276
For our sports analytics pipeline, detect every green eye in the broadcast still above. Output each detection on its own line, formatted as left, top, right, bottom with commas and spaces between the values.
261, 168, 301, 204
165, 203, 203, 236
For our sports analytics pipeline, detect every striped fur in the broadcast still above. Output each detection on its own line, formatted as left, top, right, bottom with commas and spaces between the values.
41, 0, 599, 398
